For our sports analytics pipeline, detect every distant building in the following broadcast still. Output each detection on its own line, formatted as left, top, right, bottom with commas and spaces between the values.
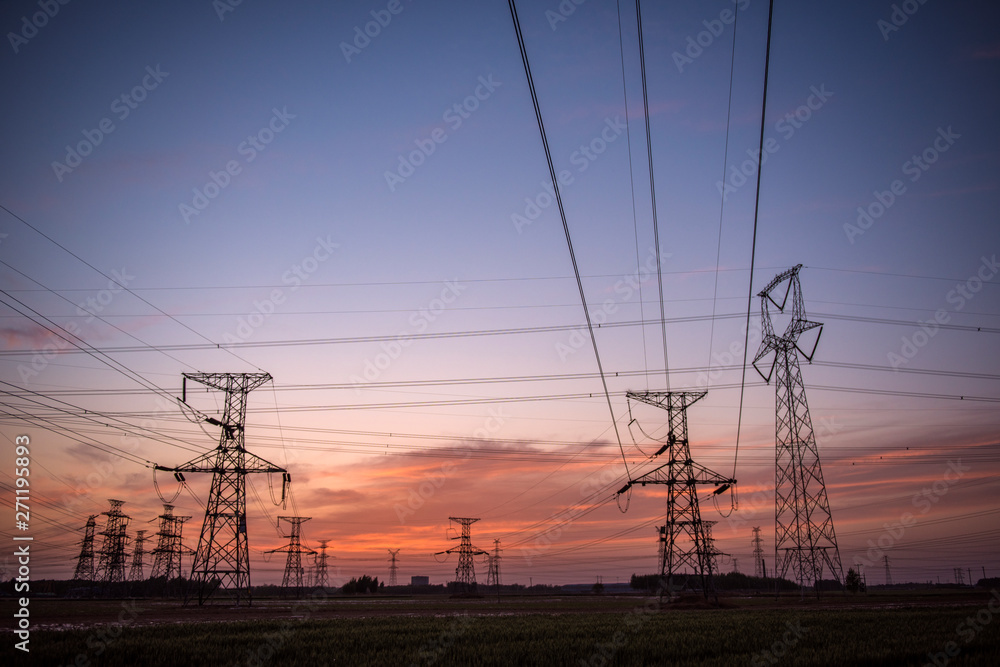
410, 575, 429, 586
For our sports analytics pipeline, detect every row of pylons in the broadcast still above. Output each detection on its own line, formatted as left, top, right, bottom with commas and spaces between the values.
69, 266, 839, 604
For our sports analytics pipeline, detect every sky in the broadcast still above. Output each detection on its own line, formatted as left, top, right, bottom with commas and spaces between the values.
1, 0, 998, 589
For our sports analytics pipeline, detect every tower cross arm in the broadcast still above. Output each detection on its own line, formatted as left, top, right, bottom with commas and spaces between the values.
630, 460, 735, 487
183, 372, 273, 393
155, 450, 286, 475
625, 390, 707, 410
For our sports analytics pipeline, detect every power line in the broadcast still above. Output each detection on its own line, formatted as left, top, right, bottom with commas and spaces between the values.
507, 0, 628, 479
732, 0, 775, 481
0, 202, 260, 371
635, 0, 670, 391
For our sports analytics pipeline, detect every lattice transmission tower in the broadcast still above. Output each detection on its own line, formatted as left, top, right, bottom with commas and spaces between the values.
96, 499, 131, 590
150, 504, 192, 582
752, 527, 766, 579
128, 530, 148, 582
266, 516, 315, 598
314, 540, 332, 589
436, 517, 487, 594
73, 514, 98, 581
158, 372, 288, 605
618, 391, 735, 601
753, 265, 843, 593
883, 555, 892, 587
486, 539, 502, 587
387, 548, 400, 586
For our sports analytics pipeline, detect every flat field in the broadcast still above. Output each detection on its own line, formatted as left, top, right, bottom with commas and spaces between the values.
3, 590, 999, 666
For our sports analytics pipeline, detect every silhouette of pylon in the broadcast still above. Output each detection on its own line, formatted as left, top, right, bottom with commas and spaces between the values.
158, 372, 286, 605
388, 548, 400, 586
436, 517, 487, 594
128, 530, 148, 582
266, 516, 315, 598
753, 265, 844, 594
73, 514, 98, 581
95, 499, 131, 592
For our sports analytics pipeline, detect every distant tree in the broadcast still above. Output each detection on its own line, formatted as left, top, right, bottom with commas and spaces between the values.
630, 573, 661, 591
845, 568, 862, 593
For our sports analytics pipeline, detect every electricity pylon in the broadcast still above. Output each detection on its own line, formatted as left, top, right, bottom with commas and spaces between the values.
314, 540, 332, 589
266, 516, 316, 598
752, 527, 766, 579
753, 265, 843, 593
884, 555, 892, 587
73, 515, 98, 581
96, 499, 131, 590
436, 517, 487, 594
128, 530, 148, 582
150, 504, 192, 581
387, 549, 400, 586
617, 391, 736, 602
158, 372, 287, 605
486, 539, 502, 601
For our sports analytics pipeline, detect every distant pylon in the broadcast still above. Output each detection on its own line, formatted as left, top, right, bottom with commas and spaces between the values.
954, 568, 964, 586
486, 539, 502, 592
753, 265, 844, 593
73, 515, 99, 581
266, 516, 316, 598
388, 549, 400, 586
158, 372, 287, 605
128, 530, 148, 582
617, 391, 736, 602
149, 504, 175, 579
95, 499, 131, 589
314, 540, 331, 589
150, 504, 192, 582
733, 558, 740, 575
883, 555, 892, 587
752, 527, 766, 579
436, 517, 487, 594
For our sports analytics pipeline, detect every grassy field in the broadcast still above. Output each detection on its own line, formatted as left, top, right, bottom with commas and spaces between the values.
4, 592, 999, 666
